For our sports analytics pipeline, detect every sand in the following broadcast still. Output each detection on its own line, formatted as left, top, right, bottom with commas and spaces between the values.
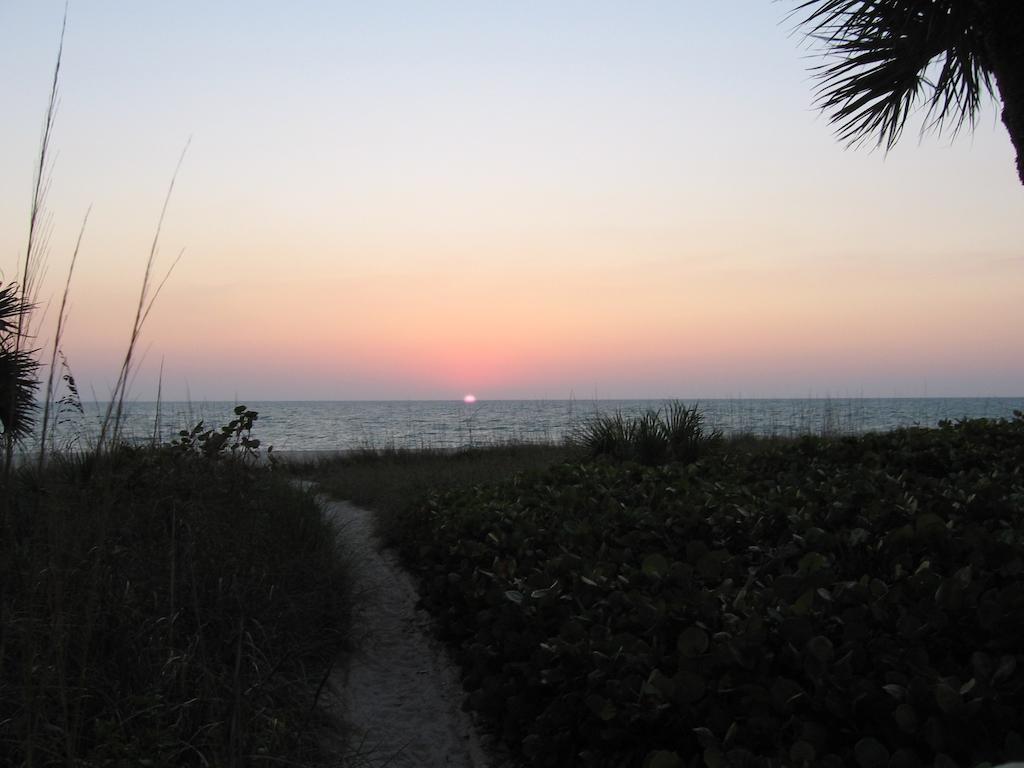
316, 497, 508, 768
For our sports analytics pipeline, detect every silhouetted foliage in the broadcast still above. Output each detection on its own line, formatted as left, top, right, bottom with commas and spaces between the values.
793, 0, 1024, 184
574, 402, 722, 466
0, 282, 39, 442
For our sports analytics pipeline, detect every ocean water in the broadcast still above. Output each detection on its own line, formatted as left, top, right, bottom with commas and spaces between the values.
33, 397, 1024, 453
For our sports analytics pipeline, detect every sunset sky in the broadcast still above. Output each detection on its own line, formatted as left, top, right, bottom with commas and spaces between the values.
1, 2, 1021, 400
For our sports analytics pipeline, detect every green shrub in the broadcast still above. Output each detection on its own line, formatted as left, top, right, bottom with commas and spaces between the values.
397, 416, 1024, 767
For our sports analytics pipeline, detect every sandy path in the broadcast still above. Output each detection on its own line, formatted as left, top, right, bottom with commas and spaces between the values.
317, 498, 503, 768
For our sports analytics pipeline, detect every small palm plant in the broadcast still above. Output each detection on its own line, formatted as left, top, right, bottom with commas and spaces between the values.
662, 401, 723, 465
575, 402, 722, 466
0, 282, 39, 447
574, 411, 636, 462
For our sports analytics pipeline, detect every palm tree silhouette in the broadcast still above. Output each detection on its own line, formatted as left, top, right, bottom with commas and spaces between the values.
0, 282, 38, 447
793, 1, 1024, 184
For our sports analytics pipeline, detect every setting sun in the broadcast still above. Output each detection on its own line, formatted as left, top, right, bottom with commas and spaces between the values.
463, 394, 477, 404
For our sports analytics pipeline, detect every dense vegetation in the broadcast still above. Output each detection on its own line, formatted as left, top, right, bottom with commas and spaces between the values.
0, 416, 350, 766
292, 442, 574, 544
383, 415, 1024, 767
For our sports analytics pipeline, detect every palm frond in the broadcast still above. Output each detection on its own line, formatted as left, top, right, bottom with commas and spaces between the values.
0, 283, 25, 334
0, 345, 40, 441
0, 282, 40, 441
794, 0, 994, 149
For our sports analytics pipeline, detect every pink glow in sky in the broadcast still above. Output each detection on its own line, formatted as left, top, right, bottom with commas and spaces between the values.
1, 2, 1021, 400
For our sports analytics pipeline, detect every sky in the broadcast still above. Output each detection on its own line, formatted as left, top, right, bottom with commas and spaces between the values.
1, 1, 1022, 401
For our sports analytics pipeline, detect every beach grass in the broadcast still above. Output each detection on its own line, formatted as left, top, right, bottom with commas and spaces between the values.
0, 443, 350, 766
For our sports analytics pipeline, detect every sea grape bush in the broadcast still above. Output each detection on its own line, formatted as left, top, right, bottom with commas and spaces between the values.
170, 404, 271, 461
399, 415, 1024, 767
